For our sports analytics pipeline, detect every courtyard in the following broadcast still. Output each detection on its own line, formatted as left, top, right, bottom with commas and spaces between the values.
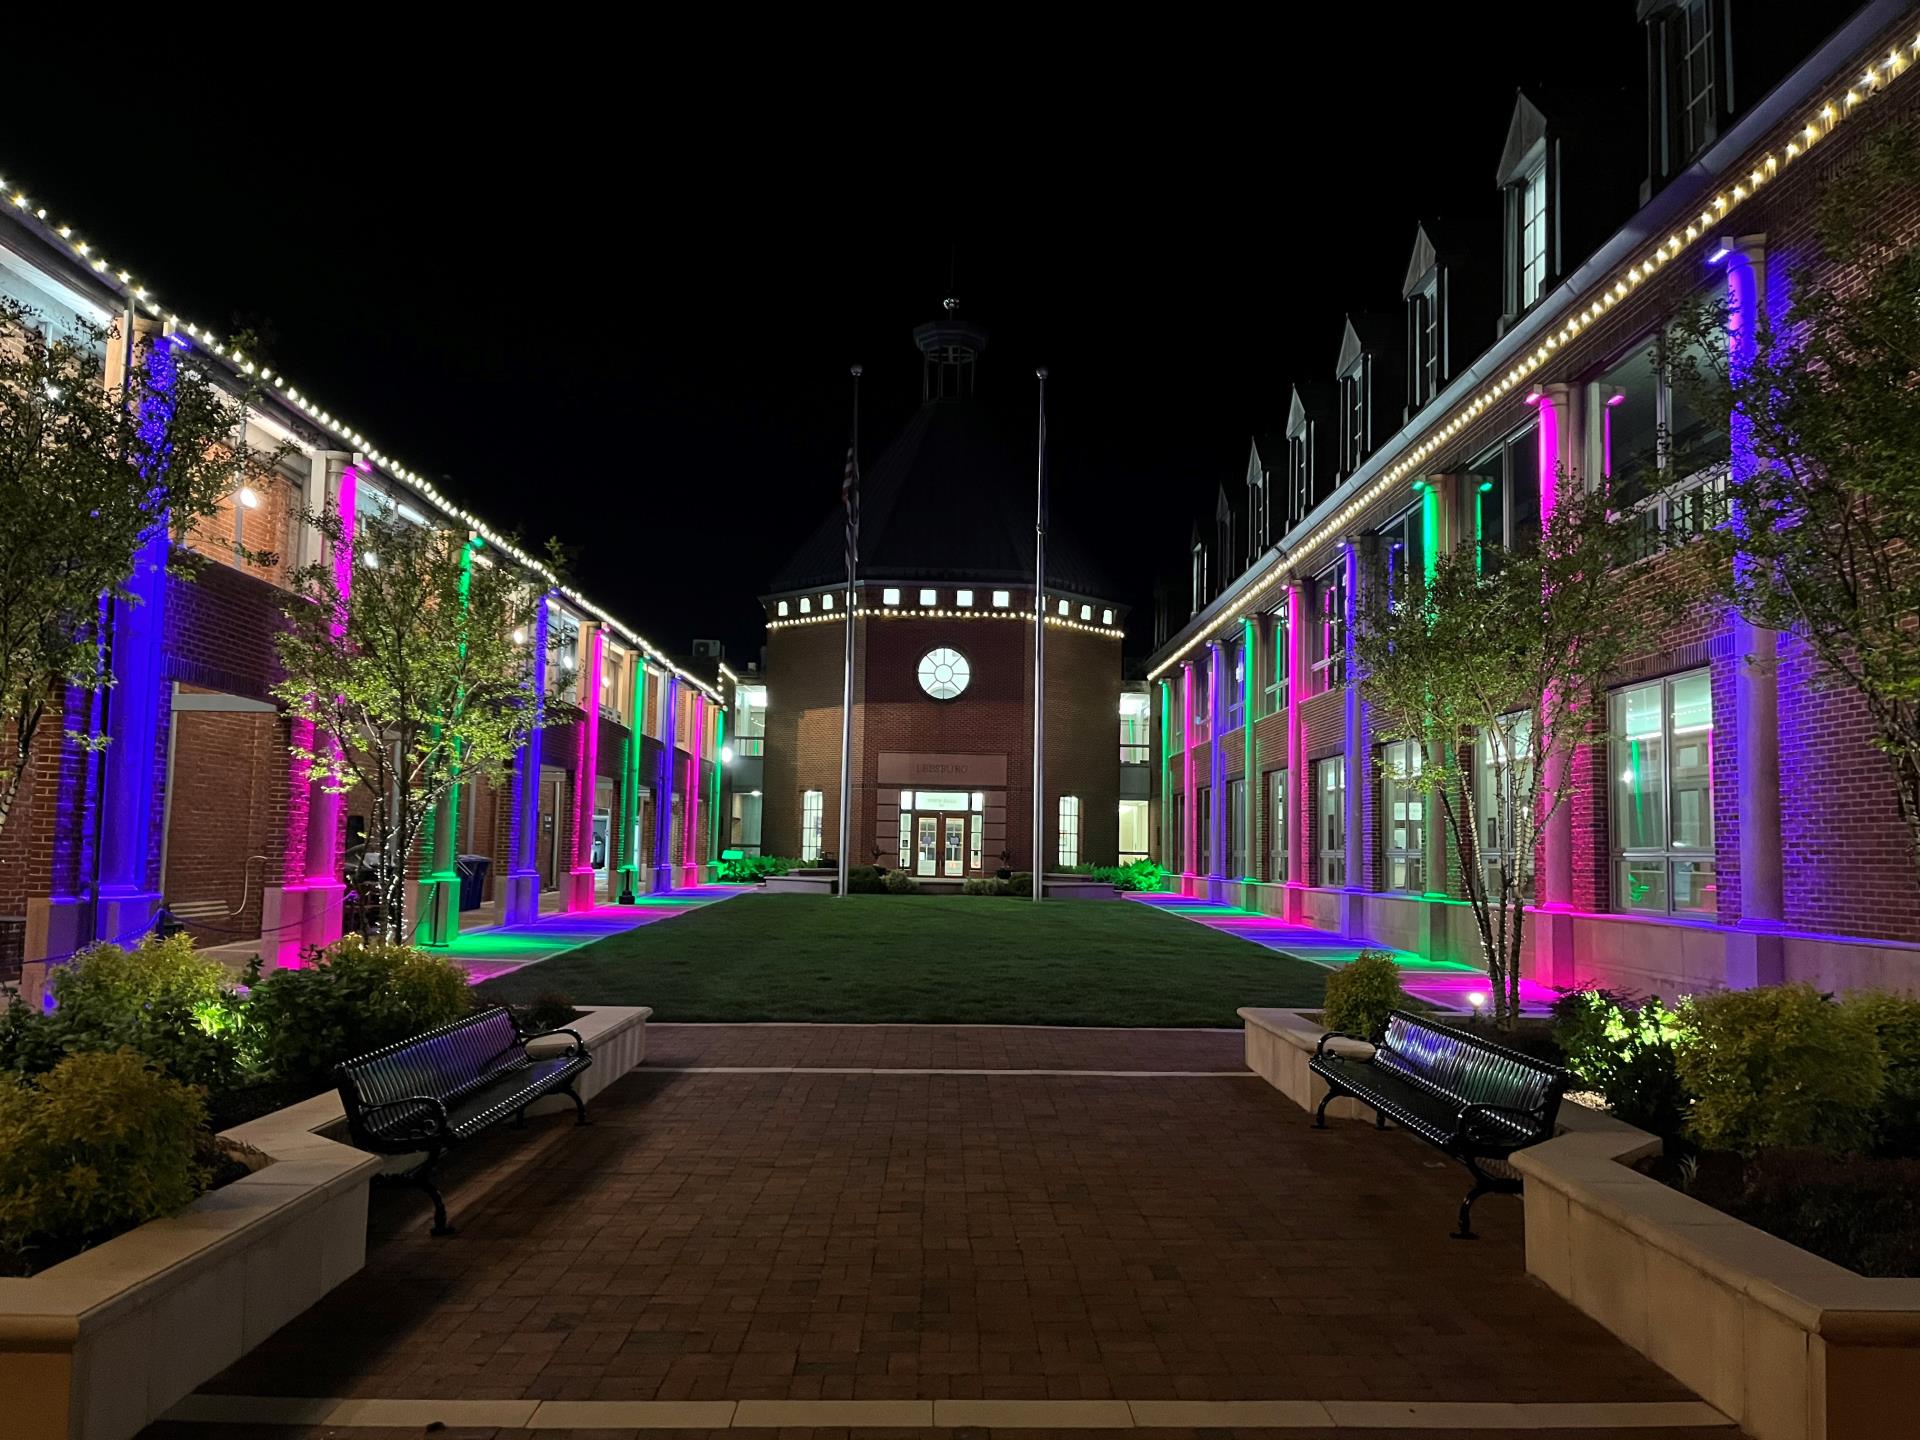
471, 894, 1334, 1027
146, 1022, 1728, 1440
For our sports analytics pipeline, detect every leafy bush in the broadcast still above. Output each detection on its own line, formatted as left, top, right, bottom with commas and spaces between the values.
846, 865, 888, 895
1677, 984, 1885, 1157
961, 877, 1010, 896
1007, 871, 1033, 898
1062, 860, 1168, 892
718, 854, 795, 883
1725, 1149, 1920, 1277
1552, 987, 1689, 1142
515, 991, 580, 1033
0, 935, 248, 1090
883, 869, 918, 895
247, 935, 470, 1084
1321, 951, 1408, 1043
1842, 990, 1920, 1156
0, 1049, 209, 1263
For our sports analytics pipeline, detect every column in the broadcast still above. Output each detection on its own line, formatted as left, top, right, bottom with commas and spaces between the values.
1338, 540, 1368, 935
504, 594, 551, 923
94, 329, 180, 950
681, 692, 705, 888
419, 534, 481, 945
1284, 581, 1310, 921
651, 673, 680, 893
616, 658, 644, 904
262, 457, 358, 964
708, 700, 727, 883
565, 625, 604, 912
1418, 477, 1454, 960
1242, 616, 1257, 896
1723, 236, 1785, 987
1532, 384, 1580, 985
1157, 678, 1172, 874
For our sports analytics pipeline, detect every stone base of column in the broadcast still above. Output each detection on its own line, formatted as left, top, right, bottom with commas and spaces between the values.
96, 888, 162, 952
650, 864, 678, 895
503, 869, 542, 925
1282, 883, 1309, 924
21, 895, 94, 1005
412, 876, 461, 948
260, 883, 336, 968
1724, 927, 1786, 989
565, 867, 598, 912
1530, 908, 1578, 988
1337, 889, 1367, 939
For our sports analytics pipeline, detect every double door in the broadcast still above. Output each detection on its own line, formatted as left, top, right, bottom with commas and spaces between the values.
914, 812, 968, 878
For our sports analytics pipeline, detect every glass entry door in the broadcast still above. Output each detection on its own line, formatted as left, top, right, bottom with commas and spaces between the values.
916, 816, 939, 876
943, 817, 965, 877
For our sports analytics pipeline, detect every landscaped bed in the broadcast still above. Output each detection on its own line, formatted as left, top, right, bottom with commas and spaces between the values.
474, 892, 1331, 1025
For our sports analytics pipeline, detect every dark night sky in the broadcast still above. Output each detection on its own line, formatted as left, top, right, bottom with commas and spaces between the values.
4, 16, 1649, 663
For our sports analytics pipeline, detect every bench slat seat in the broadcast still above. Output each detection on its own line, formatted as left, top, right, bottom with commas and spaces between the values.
336, 1005, 593, 1235
1307, 1009, 1568, 1238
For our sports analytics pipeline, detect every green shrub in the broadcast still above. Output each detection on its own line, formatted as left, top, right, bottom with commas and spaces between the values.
247, 935, 470, 1084
1843, 991, 1920, 1156
961, 877, 1010, 896
1057, 860, 1168, 891
1677, 985, 1885, 1157
3, 935, 249, 1090
845, 865, 888, 895
1007, 871, 1033, 898
0, 1049, 209, 1260
883, 869, 918, 894
1321, 951, 1408, 1043
515, 991, 580, 1033
1551, 987, 1689, 1142
1730, 1149, 1920, 1277
718, 854, 795, 883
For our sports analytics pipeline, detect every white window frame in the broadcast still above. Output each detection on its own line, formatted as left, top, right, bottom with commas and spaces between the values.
1380, 738, 1425, 894
1609, 670, 1716, 917
1316, 758, 1345, 887
801, 790, 824, 862
1057, 795, 1081, 867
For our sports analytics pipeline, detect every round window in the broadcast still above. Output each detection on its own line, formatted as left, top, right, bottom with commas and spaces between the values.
917, 647, 971, 701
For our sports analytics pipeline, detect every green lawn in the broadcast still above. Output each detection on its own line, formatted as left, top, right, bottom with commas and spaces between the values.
474, 894, 1328, 1026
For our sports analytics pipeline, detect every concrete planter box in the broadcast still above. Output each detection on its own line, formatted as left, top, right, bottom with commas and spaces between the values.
1513, 1107, 1920, 1440
1238, 1007, 1374, 1121
0, 1093, 379, 1440
0, 1005, 651, 1440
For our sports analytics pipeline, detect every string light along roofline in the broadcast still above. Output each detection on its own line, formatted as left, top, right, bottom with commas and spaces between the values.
0, 166, 719, 702
1147, 27, 1920, 683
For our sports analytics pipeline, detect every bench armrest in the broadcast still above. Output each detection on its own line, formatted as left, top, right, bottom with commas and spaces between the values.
516, 1024, 590, 1057
354, 1094, 454, 1145
1453, 1101, 1546, 1145
1314, 1030, 1374, 1058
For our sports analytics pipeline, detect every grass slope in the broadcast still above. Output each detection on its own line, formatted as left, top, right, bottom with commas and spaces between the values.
475, 893, 1327, 1026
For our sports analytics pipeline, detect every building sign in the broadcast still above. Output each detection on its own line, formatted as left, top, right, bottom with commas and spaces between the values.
877, 751, 1008, 787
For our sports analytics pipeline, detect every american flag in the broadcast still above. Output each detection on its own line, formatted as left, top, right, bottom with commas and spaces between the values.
842, 442, 859, 581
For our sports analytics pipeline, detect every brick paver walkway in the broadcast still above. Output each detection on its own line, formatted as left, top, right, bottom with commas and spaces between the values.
145, 1024, 1721, 1440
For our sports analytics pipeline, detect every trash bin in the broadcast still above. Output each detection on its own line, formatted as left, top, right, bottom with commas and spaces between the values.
455, 854, 492, 911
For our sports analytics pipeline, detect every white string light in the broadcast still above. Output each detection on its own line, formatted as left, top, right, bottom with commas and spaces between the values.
1148, 30, 1920, 681
767, 606, 1124, 639
0, 165, 721, 702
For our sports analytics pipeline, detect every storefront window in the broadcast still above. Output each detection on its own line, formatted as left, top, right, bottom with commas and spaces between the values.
1058, 795, 1081, 867
1381, 739, 1424, 892
1228, 777, 1247, 877
801, 790, 824, 862
1474, 713, 1534, 900
1268, 771, 1288, 882
1316, 759, 1345, 887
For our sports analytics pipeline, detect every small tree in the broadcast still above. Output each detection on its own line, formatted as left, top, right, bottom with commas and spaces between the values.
1668, 119, 1920, 879
0, 300, 280, 843
274, 508, 567, 939
1354, 486, 1673, 1026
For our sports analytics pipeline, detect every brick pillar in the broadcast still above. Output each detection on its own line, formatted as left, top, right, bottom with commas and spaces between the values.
566, 625, 604, 912
1284, 581, 1310, 920
1532, 384, 1580, 985
95, 328, 180, 950
1208, 640, 1227, 899
504, 594, 551, 923
262, 457, 357, 966
1242, 617, 1258, 891
1181, 661, 1196, 897
1339, 539, 1368, 935
682, 692, 704, 888
1722, 236, 1786, 987
651, 673, 680, 893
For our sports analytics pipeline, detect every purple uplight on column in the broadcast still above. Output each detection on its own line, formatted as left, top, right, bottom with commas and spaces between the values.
654, 673, 680, 892
94, 333, 182, 948
1181, 662, 1196, 893
504, 591, 551, 923
567, 627, 605, 912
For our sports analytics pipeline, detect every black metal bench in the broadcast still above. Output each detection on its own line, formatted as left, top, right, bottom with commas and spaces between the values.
1309, 1009, 1568, 1239
335, 1005, 593, 1236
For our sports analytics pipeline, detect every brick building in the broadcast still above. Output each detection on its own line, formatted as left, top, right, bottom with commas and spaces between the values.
0, 184, 727, 992
759, 310, 1129, 878
1151, 2, 1920, 997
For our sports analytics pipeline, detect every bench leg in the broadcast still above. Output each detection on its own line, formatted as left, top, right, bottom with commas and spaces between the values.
563, 1082, 590, 1127
1312, 1090, 1337, 1129
414, 1163, 455, 1237
1454, 1177, 1494, 1241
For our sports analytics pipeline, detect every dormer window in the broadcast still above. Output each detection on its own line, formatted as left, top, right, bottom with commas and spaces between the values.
1408, 281, 1441, 410
1645, 0, 1727, 192
1191, 537, 1208, 614
1517, 160, 1548, 310
1289, 435, 1309, 524
1340, 365, 1367, 476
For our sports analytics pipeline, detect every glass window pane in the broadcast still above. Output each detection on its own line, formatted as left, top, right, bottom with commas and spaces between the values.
1597, 345, 1660, 502
1671, 858, 1716, 915
1668, 672, 1714, 851
1611, 683, 1668, 854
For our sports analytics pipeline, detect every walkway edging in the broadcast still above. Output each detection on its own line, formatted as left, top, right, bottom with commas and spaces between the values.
165, 1393, 1735, 1431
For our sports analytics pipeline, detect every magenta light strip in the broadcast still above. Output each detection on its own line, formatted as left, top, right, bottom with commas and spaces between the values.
569, 627, 604, 909
1182, 661, 1196, 894
302, 464, 358, 887
1285, 582, 1305, 896
682, 693, 705, 882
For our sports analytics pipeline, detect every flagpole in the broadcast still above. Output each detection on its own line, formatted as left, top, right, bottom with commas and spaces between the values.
836, 365, 861, 900
1031, 366, 1047, 903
